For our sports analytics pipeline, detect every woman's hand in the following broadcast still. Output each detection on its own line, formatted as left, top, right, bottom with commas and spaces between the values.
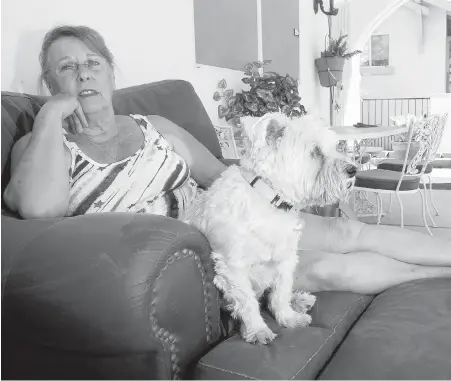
40, 93, 89, 134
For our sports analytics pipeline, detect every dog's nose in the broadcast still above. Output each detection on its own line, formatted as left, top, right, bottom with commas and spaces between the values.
346, 164, 357, 178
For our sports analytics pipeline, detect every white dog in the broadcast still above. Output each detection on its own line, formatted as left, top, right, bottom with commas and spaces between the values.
183, 112, 356, 344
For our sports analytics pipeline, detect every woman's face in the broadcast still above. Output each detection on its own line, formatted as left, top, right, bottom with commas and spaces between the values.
45, 37, 115, 114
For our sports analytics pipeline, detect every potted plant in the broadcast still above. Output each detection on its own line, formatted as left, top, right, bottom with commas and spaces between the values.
315, 34, 362, 87
213, 60, 307, 155
390, 114, 424, 159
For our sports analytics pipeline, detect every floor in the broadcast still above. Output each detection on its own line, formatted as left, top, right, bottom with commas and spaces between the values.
357, 168, 451, 241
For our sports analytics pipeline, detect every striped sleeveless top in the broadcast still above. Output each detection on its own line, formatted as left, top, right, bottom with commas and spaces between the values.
62, 114, 199, 218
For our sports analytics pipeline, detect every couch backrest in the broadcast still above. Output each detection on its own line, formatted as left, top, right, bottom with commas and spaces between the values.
1, 80, 222, 197
112, 80, 221, 157
1, 92, 46, 198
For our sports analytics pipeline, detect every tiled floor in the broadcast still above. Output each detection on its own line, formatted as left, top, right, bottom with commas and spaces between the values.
358, 189, 451, 240
354, 165, 451, 240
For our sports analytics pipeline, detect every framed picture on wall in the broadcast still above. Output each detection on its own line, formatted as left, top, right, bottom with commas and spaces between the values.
214, 125, 239, 159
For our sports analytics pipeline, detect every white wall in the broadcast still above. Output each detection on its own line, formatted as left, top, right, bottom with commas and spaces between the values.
360, 4, 448, 99
1, 0, 200, 94
430, 94, 451, 153
298, 1, 330, 122
341, 0, 412, 126
0, 0, 356, 128
1, 0, 252, 127
190, 65, 245, 127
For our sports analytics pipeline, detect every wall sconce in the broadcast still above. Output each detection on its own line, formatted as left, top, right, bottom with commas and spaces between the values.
313, 0, 339, 16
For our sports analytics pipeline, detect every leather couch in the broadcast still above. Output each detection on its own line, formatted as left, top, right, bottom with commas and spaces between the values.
2, 80, 451, 380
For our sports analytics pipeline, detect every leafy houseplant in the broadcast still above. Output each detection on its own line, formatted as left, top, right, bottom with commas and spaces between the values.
315, 34, 362, 87
213, 60, 307, 155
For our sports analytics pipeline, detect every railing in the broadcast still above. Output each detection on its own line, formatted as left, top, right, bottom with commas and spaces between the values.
360, 97, 431, 150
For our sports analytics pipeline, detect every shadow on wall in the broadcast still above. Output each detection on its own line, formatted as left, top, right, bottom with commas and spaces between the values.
10, 29, 50, 95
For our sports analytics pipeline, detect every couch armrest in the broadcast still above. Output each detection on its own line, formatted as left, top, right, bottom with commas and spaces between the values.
2, 213, 221, 380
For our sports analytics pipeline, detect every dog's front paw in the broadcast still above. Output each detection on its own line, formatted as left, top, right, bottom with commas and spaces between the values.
276, 309, 312, 329
291, 291, 317, 314
240, 324, 277, 345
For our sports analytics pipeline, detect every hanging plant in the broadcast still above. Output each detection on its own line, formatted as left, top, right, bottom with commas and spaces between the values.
315, 34, 362, 87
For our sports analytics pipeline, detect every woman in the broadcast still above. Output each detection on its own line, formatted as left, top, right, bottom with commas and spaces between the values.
4, 25, 450, 296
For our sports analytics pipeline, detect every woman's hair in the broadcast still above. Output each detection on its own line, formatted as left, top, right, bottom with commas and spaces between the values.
39, 25, 115, 88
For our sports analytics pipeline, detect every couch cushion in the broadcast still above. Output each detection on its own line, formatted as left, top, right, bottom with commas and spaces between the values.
112, 80, 222, 158
355, 169, 420, 191
195, 292, 373, 380
319, 279, 451, 380
377, 159, 433, 174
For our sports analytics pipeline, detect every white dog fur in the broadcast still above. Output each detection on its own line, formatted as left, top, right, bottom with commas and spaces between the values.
183, 112, 355, 344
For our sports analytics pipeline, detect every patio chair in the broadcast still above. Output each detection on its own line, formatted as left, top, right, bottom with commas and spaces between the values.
377, 113, 448, 227
352, 114, 448, 236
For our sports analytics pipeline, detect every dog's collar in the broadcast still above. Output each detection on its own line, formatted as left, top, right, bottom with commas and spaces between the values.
240, 169, 293, 211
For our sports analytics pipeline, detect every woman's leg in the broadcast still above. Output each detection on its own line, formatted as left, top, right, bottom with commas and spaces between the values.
298, 212, 451, 266
294, 249, 451, 295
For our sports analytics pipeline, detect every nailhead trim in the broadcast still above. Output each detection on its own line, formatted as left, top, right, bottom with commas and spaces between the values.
192, 251, 213, 343
150, 249, 214, 379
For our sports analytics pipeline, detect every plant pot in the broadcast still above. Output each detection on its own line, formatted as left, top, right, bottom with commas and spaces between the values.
315, 56, 345, 87
391, 141, 421, 160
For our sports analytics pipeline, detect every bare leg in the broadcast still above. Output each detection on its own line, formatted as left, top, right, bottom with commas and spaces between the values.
298, 212, 451, 266
294, 250, 451, 295
357, 222, 450, 266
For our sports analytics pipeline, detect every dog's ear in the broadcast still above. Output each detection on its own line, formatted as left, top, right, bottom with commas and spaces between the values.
265, 118, 286, 146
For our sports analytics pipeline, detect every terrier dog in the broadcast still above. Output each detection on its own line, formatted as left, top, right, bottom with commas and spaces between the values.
183, 112, 356, 344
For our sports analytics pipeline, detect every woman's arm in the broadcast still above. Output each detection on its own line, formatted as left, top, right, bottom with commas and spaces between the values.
4, 116, 71, 219
3, 95, 85, 219
147, 115, 227, 188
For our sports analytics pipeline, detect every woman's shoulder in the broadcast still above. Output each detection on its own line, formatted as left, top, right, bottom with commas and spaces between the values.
127, 114, 174, 137
145, 115, 177, 133
143, 115, 184, 149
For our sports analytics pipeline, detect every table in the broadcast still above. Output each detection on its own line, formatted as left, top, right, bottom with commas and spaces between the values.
329, 125, 408, 217
329, 125, 408, 140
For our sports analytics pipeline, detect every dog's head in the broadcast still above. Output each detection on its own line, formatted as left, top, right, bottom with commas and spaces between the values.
240, 112, 356, 208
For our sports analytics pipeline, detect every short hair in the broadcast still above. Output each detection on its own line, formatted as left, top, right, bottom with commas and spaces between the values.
39, 25, 115, 86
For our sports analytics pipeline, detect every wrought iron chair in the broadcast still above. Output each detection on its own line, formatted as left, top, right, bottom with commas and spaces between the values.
377, 113, 448, 227
352, 114, 448, 236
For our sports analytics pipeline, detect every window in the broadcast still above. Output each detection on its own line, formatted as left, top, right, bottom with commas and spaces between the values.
361, 34, 390, 67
